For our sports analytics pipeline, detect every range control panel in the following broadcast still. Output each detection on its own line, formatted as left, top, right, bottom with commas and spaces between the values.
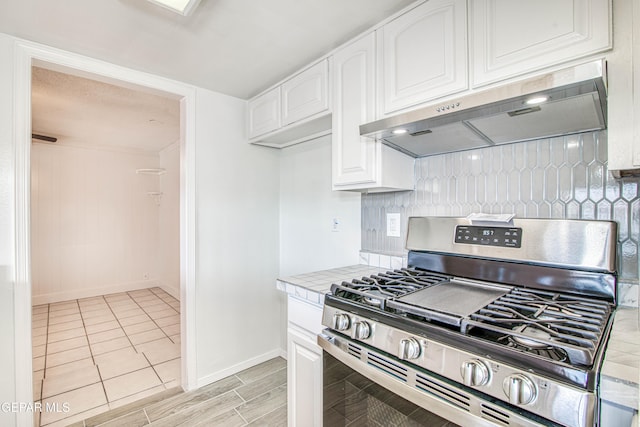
455, 225, 522, 248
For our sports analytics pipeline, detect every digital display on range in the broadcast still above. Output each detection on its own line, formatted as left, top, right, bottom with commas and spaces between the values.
455, 225, 522, 248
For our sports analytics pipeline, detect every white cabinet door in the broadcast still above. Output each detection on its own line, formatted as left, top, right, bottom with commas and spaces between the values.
281, 59, 329, 126
470, 0, 612, 87
379, 0, 468, 116
632, 0, 640, 170
287, 327, 323, 427
332, 34, 415, 192
609, 0, 640, 173
247, 87, 280, 139
332, 34, 378, 187
287, 296, 323, 427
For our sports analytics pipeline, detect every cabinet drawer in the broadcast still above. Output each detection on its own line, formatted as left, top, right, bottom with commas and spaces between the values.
288, 295, 323, 335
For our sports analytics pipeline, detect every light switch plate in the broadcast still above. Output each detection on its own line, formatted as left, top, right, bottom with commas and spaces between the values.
386, 213, 401, 237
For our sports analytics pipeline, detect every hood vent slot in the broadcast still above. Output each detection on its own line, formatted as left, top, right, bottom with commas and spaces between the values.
507, 106, 541, 117
360, 60, 607, 158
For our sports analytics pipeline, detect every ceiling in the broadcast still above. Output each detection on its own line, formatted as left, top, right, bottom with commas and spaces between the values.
1, 0, 416, 99
10, 0, 416, 153
31, 67, 180, 152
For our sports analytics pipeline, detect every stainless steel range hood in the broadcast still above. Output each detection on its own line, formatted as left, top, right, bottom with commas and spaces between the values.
360, 61, 607, 158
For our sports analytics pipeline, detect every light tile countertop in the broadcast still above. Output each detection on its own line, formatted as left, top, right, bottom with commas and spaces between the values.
276, 265, 387, 306
277, 265, 640, 411
600, 307, 640, 410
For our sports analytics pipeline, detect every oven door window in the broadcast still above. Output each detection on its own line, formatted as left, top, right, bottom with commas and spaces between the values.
323, 351, 458, 426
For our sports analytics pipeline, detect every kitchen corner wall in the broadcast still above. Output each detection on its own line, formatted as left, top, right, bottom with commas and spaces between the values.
279, 135, 361, 277
362, 131, 640, 305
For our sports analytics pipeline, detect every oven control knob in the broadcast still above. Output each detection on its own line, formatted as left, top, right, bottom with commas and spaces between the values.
503, 374, 537, 406
352, 321, 371, 340
332, 313, 351, 331
398, 338, 421, 360
460, 359, 490, 387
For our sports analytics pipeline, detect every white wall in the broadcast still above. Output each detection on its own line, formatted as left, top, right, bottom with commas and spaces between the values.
0, 34, 284, 425
30, 143, 163, 304
279, 136, 361, 350
159, 142, 180, 298
0, 33, 17, 427
279, 135, 361, 277
194, 88, 282, 385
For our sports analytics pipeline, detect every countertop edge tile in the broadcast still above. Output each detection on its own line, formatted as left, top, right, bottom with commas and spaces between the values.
276, 265, 388, 305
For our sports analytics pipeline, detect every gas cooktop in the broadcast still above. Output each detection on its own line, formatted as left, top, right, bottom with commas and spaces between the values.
330, 267, 613, 368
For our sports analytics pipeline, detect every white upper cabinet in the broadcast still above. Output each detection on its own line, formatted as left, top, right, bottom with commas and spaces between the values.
378, 0, 468, 116
470, 0, 612, 87
248, 87, 280, 139
633, 1, 640, 170
332, 33, 414, 192
281, 60, 329, 126
332, 34, 377, 187
607, 0, 640, 174
248, 59, 331, 147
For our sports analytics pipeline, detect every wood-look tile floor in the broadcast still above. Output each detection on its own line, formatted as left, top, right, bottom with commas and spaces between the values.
74, 357, 287, 427
32, 288, 182, 426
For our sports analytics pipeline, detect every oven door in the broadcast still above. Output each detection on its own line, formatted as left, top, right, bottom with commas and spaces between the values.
322, 350, 456, 426
318, 330, 555, 427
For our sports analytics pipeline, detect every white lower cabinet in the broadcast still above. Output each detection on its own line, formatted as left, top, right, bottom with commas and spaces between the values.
287, 296, 323, 427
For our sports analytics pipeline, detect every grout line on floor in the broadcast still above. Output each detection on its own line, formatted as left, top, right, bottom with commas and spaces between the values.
34, 288, 184, 426
143, 407, 151, 424
77, 297, 99, 370
234, 374, 247, 386
233, 389, 247, 404
144, 352, 166, 387
42, 303, 50, 380
234, 407, 249, 425
249, 402, 286, 425
103, 295, 137, 350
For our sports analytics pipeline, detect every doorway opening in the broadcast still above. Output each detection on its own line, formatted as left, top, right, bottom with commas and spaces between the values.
30, 65, 182, 425
12, 43, 197, 427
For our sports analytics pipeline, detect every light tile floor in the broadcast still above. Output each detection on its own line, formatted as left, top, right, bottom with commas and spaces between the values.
32, 288, 181, 427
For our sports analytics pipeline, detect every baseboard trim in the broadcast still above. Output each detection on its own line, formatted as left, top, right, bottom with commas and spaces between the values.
196, 349, 283, 389
157, 281, 180, 300
32, 280, 160, 305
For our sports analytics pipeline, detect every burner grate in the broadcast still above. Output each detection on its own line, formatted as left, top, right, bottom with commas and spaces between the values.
462, 288, 613, 366
330, 268, 450, 308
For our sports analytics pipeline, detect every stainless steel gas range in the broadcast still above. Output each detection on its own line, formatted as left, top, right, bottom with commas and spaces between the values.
318, 216, 617, 427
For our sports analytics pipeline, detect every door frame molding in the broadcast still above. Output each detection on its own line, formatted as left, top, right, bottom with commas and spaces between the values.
12, 38, 198, 426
